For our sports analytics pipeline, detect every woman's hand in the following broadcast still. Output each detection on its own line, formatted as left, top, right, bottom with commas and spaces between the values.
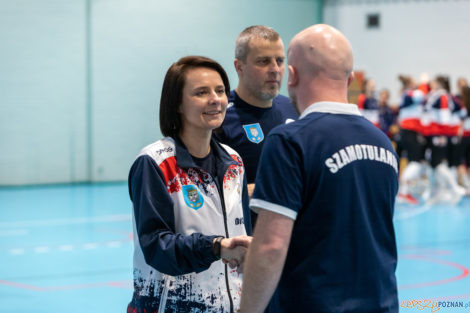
220, 236, 253, 273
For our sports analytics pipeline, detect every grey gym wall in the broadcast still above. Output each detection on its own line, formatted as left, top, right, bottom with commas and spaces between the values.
323, 0, 470, 103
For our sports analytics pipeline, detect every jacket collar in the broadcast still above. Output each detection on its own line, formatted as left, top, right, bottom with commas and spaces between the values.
173, 135, 237, 170
300, 101, 361, 119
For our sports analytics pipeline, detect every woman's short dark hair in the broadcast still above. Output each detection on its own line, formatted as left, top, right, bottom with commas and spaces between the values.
159, 56, 230, 138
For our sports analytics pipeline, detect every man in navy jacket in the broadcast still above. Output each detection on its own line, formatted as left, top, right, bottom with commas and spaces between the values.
239, 24, 399, 313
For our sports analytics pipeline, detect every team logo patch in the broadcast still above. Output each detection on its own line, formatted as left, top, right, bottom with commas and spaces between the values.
182, 185, 204, 210
242, 123, 264, 143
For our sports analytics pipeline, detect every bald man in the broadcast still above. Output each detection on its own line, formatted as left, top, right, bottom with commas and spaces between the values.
238, 25, 399, 313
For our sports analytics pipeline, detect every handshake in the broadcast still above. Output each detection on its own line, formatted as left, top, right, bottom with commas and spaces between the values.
217, 235, 252, 273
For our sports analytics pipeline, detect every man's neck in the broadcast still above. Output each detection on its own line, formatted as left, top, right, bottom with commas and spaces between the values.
296, 78, 349, 114
235, 86, 273, 109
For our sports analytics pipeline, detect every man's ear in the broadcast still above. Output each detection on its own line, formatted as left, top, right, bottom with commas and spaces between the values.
234, 58, 243, 76
288, 65, 298, 88
347, 71, 355, 87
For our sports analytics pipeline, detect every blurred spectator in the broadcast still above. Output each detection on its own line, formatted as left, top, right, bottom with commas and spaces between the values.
357, 78, 380, 127
423, 75, 466, 204
396, 75, 426, 204
378, 88, 398, 138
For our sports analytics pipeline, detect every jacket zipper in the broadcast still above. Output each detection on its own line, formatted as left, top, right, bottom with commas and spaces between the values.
198, 147, 236, 313
219, 184, 234, 313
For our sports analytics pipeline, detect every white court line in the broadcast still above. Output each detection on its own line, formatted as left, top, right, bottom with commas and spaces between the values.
59, 245, 75, 252
35, 246, 50, 254
394, 204, 432, 221
8, 240, 130, 256
0, 214, 131, 229
83, 243, 99, 250
10, 248, 25, 255
107, 241, 122, 248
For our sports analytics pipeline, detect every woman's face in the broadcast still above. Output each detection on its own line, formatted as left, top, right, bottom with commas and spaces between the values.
179, 67, 228, 134
458, 78, 468, 93
379, 90, 389, 105
365, 79, 376, 96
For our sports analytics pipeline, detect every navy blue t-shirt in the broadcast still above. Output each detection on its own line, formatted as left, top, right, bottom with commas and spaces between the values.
250, 102, 399, 313
215, 90, 298, 183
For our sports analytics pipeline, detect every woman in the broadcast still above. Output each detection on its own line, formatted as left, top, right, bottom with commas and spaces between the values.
459, 85, 470, 192
423, 75, 465, 203
127, 56, 252, 313
356, 78, 380, 128
396, 74, 426, 204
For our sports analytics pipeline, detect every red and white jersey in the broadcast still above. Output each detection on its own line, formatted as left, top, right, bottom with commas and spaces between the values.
422, 89, 454, 136
399, 89, 425, 133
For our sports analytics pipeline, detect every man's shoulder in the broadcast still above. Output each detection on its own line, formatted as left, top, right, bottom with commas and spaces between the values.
268, 112, 367, 140
267, 118, 309, 142
273, 94, 292, 105
227, 90, 241, 108
225, 90, 242, 113
273, 94, 299, 119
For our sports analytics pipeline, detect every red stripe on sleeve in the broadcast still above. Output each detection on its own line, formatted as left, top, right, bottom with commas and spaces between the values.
357, 94, 366, 109
440, 95, 448, 109
159, 156, 188, 193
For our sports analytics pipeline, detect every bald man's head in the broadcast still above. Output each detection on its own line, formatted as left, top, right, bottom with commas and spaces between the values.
288, 24, 353, 81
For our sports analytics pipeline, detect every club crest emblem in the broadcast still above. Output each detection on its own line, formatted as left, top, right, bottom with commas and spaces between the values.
182, 185, 204, 210
242, 123, 264, 143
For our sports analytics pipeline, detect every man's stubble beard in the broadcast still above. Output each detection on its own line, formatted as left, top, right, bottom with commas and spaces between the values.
288, 88, 300, 115
248, 83, 280, 102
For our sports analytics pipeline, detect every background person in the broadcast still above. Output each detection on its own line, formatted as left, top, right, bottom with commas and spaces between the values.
357, 78, 380, 127
215, 25, 298, 200
452, 77, 469, 189
459, 85, 470, 192
377, 88, 399, 138
396, 74, 427, 204
423, 75, 466, 204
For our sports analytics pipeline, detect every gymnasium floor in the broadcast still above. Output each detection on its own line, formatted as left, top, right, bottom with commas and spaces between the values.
0, 183, 469, 313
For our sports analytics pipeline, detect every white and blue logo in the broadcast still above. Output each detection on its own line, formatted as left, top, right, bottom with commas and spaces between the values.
243, 123, 264, 143
182, 185, 204, 210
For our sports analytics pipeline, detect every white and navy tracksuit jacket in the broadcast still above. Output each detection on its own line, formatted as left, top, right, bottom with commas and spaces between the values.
399, 88, 425, 133
127, 136, 251, 313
